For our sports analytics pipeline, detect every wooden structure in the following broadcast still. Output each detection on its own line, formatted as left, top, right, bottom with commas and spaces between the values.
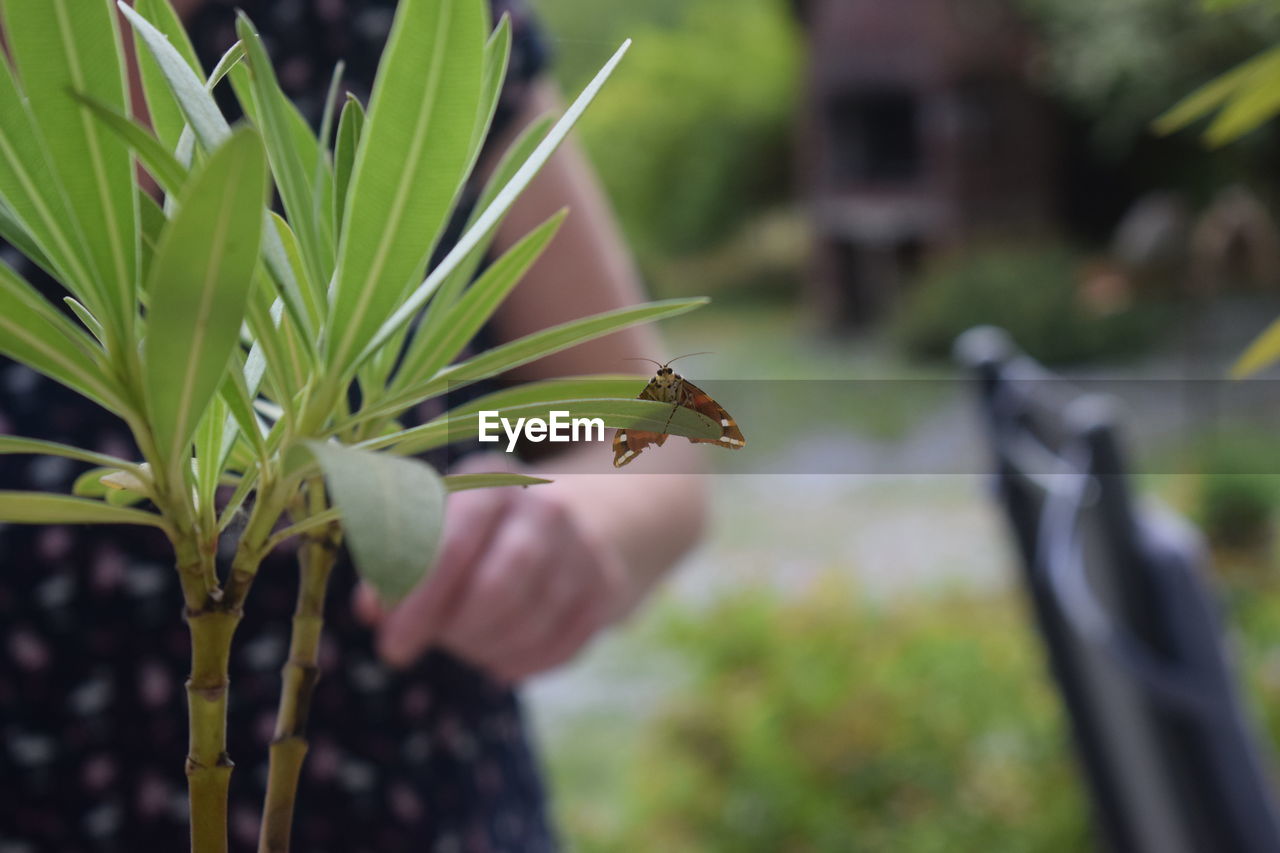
793, 0, 1055, 327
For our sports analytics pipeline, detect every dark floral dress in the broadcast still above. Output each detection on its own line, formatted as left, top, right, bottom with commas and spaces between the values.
0, 1, 556, 850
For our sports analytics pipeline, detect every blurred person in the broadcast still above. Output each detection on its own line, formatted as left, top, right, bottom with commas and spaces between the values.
0, 0, 706, 848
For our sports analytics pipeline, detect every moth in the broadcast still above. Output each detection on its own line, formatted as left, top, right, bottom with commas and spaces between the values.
612, 355, 746, 468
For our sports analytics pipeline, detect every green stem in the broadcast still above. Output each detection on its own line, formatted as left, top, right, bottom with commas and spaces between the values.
259, 516, 340, 852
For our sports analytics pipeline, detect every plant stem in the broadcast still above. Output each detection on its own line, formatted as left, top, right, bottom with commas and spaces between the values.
259, 516, 341, 852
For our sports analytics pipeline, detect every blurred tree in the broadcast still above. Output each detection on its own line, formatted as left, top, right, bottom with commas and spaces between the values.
535, 0, 801, 263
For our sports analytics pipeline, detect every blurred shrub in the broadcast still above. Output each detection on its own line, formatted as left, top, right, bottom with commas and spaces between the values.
1191, 434, 1280, 549
579, 580, 1089, 852
540, 0, 801, 262
895, 243, 1165, 365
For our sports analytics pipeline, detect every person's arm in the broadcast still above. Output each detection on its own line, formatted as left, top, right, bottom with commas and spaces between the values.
359, 81, 710, 682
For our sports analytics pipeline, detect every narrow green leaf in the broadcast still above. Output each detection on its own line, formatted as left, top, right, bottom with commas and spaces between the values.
328, 0, 488, 374
306, 442, 446, 602
1205, 60, 1280, 144
332, 94, 366, 237
367, 398, 720, 457
73, 92, 188, 196
445, 375, 646, 417
235, 14, 333, 305
356, 41, 632, 370
4, 0, 138, 339
1154, 46, 1280, 136
395, 210, 565, 388
138, 191, 167, 286
207, 41, 247, 92
365, 299, 705, 424
63, 297, 106, 345
0, 492, 165, 528
1232, 316, 1280, 377
133, 0, 202, 151
144, 128, 268, 471
444, 473, 551, 492
0, 198, 54, 278
0, 261, 126, 414
0, 435, 137, 471
470, 15, 512, 165
0, 54, 100, 309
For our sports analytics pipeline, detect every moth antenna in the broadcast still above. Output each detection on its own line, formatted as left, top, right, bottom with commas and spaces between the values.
622, 357, 665, 369
664, 351, 714, 368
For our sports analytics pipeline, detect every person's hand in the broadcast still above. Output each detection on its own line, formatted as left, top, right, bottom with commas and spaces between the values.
353, 457, 631, 683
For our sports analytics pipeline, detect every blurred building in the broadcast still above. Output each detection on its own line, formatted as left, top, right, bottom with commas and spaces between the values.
793, 0, 1056, 328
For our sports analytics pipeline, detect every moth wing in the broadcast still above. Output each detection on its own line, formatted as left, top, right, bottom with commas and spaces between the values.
679, 379, 746, 449
612, 377, 672, 467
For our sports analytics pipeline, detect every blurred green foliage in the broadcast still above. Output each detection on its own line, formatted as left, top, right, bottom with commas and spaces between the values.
1191, 435, 1280, 549
1018, 0, 1280, 152
534, 0, 801, 262
894, 243, 1165, 365
565, 580, 1090, 852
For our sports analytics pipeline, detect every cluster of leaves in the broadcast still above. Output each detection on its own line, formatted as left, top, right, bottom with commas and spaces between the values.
1017, 0, 1280, 152
539, 0, 801, 268
563, 580, 1090, 852
894, 242, 1165, 366
0, 0, 723, 599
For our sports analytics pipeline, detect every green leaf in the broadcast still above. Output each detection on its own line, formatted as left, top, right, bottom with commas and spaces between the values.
365, 298, 705, 424
0, 492, 166, 528
444, 473, 551, 492
0, 198, 53, 277
306, 441, 446, 602
0, 261, 126, 414
356, 40, 632, 370
235, 14, 333, 308
3, 0, 138, 339
73, 92, 188, 196
368, 397, 721, 457
132, 0, 202, 151
470, 15, 512, 165
1205, 58, 1280, 144
0, 54, 100, 309
445, 375, 646, 417
0, 435, 137, 471
62, 297, 106, 346
120, 3, 317, 347
144, 128, 268, 472
332, 94, 366, 237
138, 191, 167, 285
394, 210, 565, 389
1231, 316, 1280, 377
1154, 46, 1280, 138
328, 0, 487, 374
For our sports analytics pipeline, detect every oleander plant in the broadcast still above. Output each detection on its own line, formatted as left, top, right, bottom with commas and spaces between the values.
0, 0, 721, 849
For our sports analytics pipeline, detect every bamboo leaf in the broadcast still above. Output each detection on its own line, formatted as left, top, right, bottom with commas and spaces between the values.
306, 442, 446, 602
356, 41, 631, 371
144, 128, 268, 471
328, 0, 487, 374
3, 0, 138, 339
444, 473, 550, 492
0, 492, 166, 528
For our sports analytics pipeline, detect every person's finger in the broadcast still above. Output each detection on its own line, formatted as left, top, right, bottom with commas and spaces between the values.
438, 496, 566, 661
466, 544, 588, 669
376, 485, 517, 668
353, 582, 383, 627
495, 585, 608, 683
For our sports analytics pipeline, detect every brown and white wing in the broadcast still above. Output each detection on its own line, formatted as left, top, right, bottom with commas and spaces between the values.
612, 377, 670, 468
679, 379, 746, 450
